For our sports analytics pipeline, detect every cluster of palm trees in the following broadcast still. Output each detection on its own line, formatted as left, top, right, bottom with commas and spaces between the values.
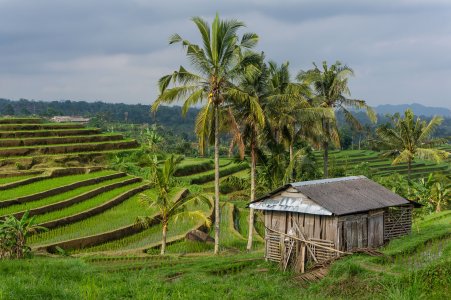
152, 15, 377, 253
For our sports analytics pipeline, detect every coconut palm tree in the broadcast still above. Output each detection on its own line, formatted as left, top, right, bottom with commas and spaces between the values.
266, 61, 334, 170
137, 155, 212, 255
299, 61, 376, 178
0, 211, 46, 259
376, 109, 448, 179
152, 15, 258, 254
228, 53, 267, 250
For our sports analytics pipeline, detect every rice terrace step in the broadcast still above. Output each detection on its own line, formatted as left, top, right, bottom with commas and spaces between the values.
0, 118, 139, 169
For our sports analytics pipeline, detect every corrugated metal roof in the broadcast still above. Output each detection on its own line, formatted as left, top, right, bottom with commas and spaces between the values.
250, 176, 411, 216
249, 191, 333, 215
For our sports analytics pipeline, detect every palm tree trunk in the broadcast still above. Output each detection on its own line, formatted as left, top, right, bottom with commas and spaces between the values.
323, 141, 329, 178
436, 199, 441, 212
289, 142, 294, 165
407, 158, 412, 180
247, 142, 256, 251
214, 104, 220, 255
161, 223, 167, 255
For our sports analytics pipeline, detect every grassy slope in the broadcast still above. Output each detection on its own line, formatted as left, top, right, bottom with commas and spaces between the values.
0, 212, 449, 300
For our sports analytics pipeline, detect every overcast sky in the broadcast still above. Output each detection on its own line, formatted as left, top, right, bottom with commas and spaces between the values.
1, 0, 450, 108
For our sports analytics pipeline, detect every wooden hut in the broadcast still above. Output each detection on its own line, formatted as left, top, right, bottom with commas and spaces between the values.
249, 176, 420, 272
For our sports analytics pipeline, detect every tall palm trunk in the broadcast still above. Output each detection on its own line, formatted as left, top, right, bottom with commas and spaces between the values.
214, 104, 220, 255
407, 158, 412, 180
247, 141, 256, 251
323, 141, 329, 178
161, 222, 167, 255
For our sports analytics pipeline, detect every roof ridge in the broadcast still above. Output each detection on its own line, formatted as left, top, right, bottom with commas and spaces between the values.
290, 175, 366, 187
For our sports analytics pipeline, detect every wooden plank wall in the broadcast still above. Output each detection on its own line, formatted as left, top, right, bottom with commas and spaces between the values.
368, 209, 384, 247
337, 213, 368, 251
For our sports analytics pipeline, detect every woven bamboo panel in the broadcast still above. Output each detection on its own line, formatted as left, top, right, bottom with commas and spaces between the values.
309, 238, 336, 262
265, 230, 282, 262
384, 206, 412, 240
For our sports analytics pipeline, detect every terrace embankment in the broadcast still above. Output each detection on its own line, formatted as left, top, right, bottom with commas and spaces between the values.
0, 118, 139, 169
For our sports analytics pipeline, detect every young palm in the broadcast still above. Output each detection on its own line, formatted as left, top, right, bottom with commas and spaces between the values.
136, 155, 212, 255
152, 15, 258, 254
376, 109, 448, 179
431, 182, 449, 212
299, 61, 376, 177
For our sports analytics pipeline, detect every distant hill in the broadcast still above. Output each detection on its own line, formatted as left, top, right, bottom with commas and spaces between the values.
374, 103, 451, 117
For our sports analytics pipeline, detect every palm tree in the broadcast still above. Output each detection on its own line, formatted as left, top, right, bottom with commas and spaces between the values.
152, 15, 258, 254
0, 211, 46, 259
266, 61, 333, 171
299, 61, 376, 178
228, 53, 267, 250
137, 155, 212, 255
376, 109, 448, 179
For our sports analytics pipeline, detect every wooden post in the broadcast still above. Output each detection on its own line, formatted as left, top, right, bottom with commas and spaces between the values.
300, 243, 306, 273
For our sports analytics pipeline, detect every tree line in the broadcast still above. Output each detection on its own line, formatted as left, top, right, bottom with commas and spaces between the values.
152, 14, 449, 253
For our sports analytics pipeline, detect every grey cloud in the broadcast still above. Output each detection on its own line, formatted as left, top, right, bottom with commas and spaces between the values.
0, 0, 450, 107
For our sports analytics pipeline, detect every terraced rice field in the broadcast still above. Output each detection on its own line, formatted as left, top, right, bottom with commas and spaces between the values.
0, 116, 446, 257
315, 148, 451, 180
0, 158, 253, 255
0, 117, 139, 168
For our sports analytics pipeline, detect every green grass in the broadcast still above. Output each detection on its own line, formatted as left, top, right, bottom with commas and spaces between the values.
0, 170, 118, 202
236, 208, 263, 247
209, 202, 247, 251
29, 185, 155, 246
0, 174, 37, 185
0, 211, 450, 299
0, 175, 131, 216
0, 253, 306, 300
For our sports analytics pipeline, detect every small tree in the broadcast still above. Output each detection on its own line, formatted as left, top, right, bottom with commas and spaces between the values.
137, 155, 212, 255
431, 182, 449, 212
0, 211, 46, 259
